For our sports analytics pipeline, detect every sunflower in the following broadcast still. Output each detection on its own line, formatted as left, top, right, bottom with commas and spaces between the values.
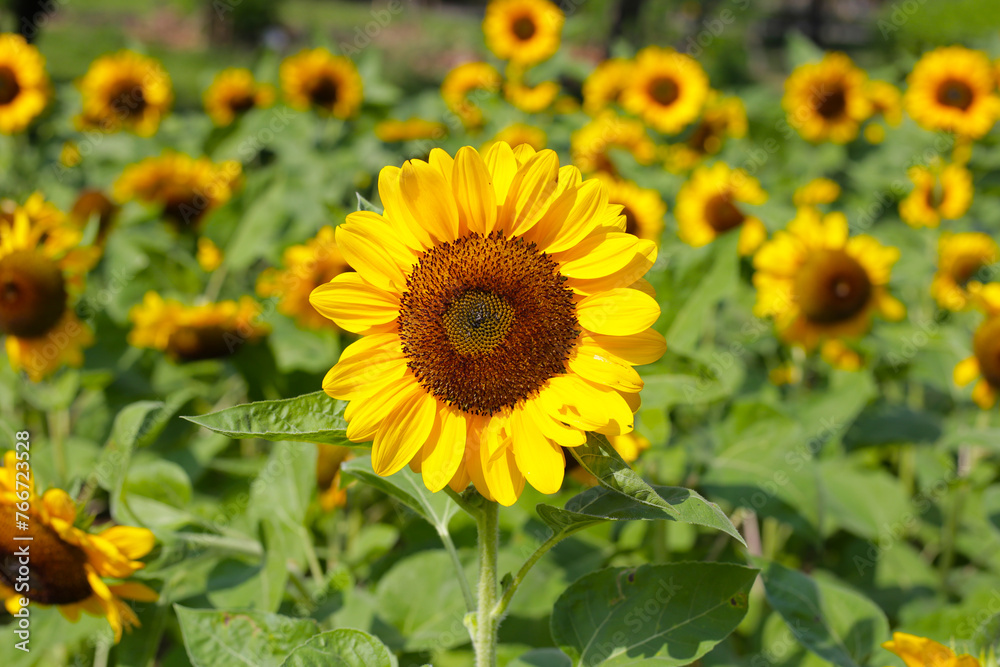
69, 189, 119, 246
0, 452, 157, 642
0, 33, 50, 134
0, 196, 96, 381
596, 174, 665, 243
583, 58, 633, 115
905, 46, 1000, 139
782, 52, 871, 144
113, 152, 242, 232
753, 208, 904, 351
793, 177, 841, 208
441, 62, 502, 129
309, 143, 664, 505
621, 46, 709, 135
664, 91, 747, 172
932, 233, 999, 311
375, 118, 447, 143
955, 283, 1000, 410
128, 293, 268, 362
862, 80, 902, 144
504, 68, 560, 113
570, 112, 657, 176
203, 68, 274, 126
317, 444, 354, 511
280, 48, 363, 119
256, 226, 353, 330
676, 162, 768, 255
883, 633, 980, 667
483, 0, 564, 66
899, 162, 972, 229
483, 123, 547, 152
76, 50, 172, 136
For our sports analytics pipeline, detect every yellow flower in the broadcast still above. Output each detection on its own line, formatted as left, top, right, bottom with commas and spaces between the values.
570, 112, 657, 176
820, 339, 863, 371
483, 0, 564, 66
0, 195, 95, 381
441, 61, 502, 129
76, 50, 172, 136
128, 293, 268, 361
622, 46, 709, 135
504, 66, 560, 113
794, 177, 841, 208
114, 152, 242, 232
753, 208, 904, 351
0, 452, 157, 642
203, 68, 274, 126
955, 283, 1000, 410
69, 189, 119, 246
375, 118, 447, 143
197, 237, 224, 272
664, 91, 747, 172
932, 233, 999, 311
905, 46, 1000, 139
882, 632, 981, 667
256, 226, 353, 330
309, 143, 664, 505
596, 174, 665, 243
899, 162, 972, 229
280, 48, 362, 119
317, 445, 354, 511
783, 52, 871, 144
483, 123, 547, 152
0, 33, 50, 134
676, 162, 768, 255
583, 58, 633, 115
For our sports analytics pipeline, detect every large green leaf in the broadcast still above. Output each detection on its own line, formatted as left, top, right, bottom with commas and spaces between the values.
340, 455, 458, 533
182, 392, 354, 446
174, 606, 319, 667
537, 485, 745, 547
551, 562, 757, 666
665, 232, 739, 355
568, 433, 681, 519
280, 629, 397, 667
754, 558, 890, 667
96, 401, 165, 492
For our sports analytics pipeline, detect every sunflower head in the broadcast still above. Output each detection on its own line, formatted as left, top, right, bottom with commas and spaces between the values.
0, 33, 50, 134
583, 58, 633, 115
280, 49, 363, 119
676, 162, 768, 255
504, 67, 560, 113
483, 0, 564, 66
783, 52, 872, 144
76, 50, 172, 136
309, 143, 664, 505
570, 112, 657, 176
932, 233, 999, 311
905, 46, 1000, 139
204, 67, 275, 126
441, 62, 502, 129
596, 174, 666, 244
622, 46, 709, 135
899, 162, 972, 229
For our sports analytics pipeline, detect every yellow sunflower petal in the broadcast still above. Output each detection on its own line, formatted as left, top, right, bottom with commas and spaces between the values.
500, 149, 559, 237
371, 385, 437, 476
335, 214, 413, 291
511, 408, 565, 494
557, 233, 656, 280
323, 338, 407, 400
345, 374, 420, 442
480, 440, 523, 507
568, 344, 644, 392
484, 141, 518, 205
973, 379, 997, 409
583, 329, 666, 366
41, 488, 77, 524
419, 407, 467, 492
309, 274, 399, 334
108, 581, 159, 602
576, 288, 660, 335
452, 146, 498, 236
97, 526, 155, 561
954, 356, 980, 387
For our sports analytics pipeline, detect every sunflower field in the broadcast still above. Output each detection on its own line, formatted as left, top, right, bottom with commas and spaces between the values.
2, 0, 1000, 665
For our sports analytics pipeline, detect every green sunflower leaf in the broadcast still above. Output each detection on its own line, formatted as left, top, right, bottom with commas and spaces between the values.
182, 391, 356, 446
550, 562, 757, 666
174, 606, 320, 667
340, 455, 458, 532
537, 484, 746, 546
279, 629, 398, 667
752, 557, 890, 667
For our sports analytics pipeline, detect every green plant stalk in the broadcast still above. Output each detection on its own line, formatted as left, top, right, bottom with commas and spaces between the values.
493, 530, 563, 620
440, 526, 476, 612
473, 501, 500, 667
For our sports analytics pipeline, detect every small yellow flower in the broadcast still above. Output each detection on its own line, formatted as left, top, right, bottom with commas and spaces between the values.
280, 48, 362, 119
0, 33, 50, 134
0, 452, 158, 642
203, 68, 274, 126
504, 66, 560, 113
596, 174, 666, 244
583, 58, 633, 115
932, 233, 999, 311
375, 118, 447, 143
441, 61, 502, 129
783, 52, 871, 144
676, 162, 768, 255
571, 112, 657, 175
197, 237, 224, 272
820, 339, 863, 371
622, 46, 709, 135
483, 123, 547, 152
905, 46, 1000, 139
483, 0, 564, 66
899, 162, 972, 229
882, 632, 980, 667
793, 177, 841, 208
76, 50, 172, 136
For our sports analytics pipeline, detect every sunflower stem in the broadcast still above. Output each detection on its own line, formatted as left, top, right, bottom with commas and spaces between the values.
439, 526, 476, 613
492, 530, 563, 621
445, 486, 482, 518
471, 500, 500, 667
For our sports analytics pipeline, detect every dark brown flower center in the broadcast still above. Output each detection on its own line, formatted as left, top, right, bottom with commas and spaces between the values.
705, 194, 745, 233
621, 205, 638, 236
974, 317, 1000, 388
0, 250, 68, 338
167, 324, 244, 362
794, 249, 873, 324
950, 254, 988, 287
0, 66, 21, 106
310, 76, 339, 108
228, 93, 257, 114
512, 15, 536, 40
163, 195, 206, 230
924, 180, 946, 209
108, 79, 147, 118
937, 79, 974, 111
398, 231, 578, 416
648, 76, 679, 106
815, 85, 847, 120
0, 504, 94, 605
70, 189, 119, 244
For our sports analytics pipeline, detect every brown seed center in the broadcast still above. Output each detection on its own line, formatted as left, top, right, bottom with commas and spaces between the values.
512, 16, 536, 40
0, 250, 68, 338
167, 324, 244, 362
0, 66, 21, 106
648, 76, 679, 106
228, 93, 257, 114
794, 248, 873, 324
974, 317, 1000, 388
310, 76, 340, 108
109, 79, 147, 118
950, 254, 987, 287
397, 231, 579, 416
705, 194, 745, 233
937, 79, 974, 111
816, 85, 847, 120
